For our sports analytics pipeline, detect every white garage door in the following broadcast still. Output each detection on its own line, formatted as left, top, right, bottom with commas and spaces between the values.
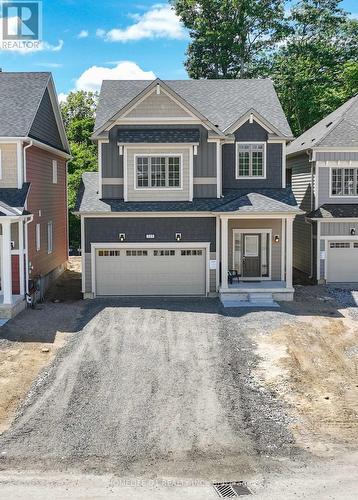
95, 247, 207, 296
327, 241, 358, 282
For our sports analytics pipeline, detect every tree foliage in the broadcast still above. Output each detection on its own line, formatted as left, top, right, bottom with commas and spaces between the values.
172, 0, 288, 78
174, 0, 358, 135
60, 91, 98, 249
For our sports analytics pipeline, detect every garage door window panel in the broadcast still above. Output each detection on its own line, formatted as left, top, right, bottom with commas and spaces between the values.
136, 155, 182, 189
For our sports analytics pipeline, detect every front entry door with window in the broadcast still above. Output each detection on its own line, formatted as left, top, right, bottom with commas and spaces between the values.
242, 234, 261, 277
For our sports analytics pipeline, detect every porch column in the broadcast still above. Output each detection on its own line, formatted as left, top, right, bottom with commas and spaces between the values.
221, 217, 228, 289
1, 220, 13, 304
286, 217, 293, 289
18, 219, 25, 296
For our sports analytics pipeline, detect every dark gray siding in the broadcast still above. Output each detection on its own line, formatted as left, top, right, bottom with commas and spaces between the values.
29, 88, 64, 151
193, 127, 216, 177
102, 185, 123, 198
222, 121, 282, 189
194, 184, 217, 198
85, 217, 216, 253
102, 136, 123, 178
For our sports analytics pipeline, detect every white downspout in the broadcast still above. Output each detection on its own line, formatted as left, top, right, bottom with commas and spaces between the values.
22, 141, 33, 296
23, 140, 33, 183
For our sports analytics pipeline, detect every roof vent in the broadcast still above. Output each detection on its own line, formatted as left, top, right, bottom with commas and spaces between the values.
301, 142, 305, 145
326, 121, 333, 127
311, 138, 315, 142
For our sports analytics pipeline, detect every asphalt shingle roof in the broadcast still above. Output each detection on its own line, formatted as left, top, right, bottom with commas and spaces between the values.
118, 128, 200, 143
0, 183, 31, 215
307, 204, 358, 219
0, 72, 50, 137
75, 172, 299, 214
94, 79, 292, 137
287, 94, 358, 155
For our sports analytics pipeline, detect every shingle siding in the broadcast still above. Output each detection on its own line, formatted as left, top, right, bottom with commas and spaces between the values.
222, 121, 283, 189
29, 88, 63, 151
0, 144, 18, 188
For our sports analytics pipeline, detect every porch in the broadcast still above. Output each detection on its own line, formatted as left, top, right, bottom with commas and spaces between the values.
218, 215, 295, 305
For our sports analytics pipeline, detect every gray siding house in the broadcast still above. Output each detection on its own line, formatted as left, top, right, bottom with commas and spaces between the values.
287, 95, 358, 283
75, 78, 301, 304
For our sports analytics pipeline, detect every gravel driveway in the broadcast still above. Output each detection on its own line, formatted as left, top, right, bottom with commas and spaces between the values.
0, 298, 301, 479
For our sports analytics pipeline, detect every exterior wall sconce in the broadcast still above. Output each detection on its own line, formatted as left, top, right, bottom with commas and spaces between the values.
175, 232, 182, 242
274, 235, 280, 243
119, 233, 126, 242
350, 228, 356, 236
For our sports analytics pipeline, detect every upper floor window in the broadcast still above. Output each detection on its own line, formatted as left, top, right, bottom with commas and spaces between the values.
331, 168, 358, 197
236, 142, 266, 179
52, 160, 58, 184
136, 155, 181, 189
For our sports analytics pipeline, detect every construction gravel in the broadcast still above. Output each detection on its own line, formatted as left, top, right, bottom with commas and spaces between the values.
0, 298, 303, 478
327, 287, 358, 320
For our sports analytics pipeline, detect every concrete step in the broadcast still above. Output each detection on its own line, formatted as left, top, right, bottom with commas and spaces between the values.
220, 291, 279, 308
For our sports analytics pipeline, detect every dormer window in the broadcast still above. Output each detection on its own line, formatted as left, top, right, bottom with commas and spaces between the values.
135, 155, 182, 189
236, 142, 266, 179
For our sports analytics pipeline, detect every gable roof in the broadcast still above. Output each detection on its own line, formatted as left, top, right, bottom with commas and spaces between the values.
0, 72, 69, 153
287, 94, 358, 156
94, 78, 293, 138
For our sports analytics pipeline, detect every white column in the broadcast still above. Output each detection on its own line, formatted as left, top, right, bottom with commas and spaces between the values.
281, 218, 286, 282
221, 217, 228, 289
316, 220, 321, 283
215, 216, 220, 291
1, 221, 13, 304
216, 141, 222, 198
18, 220, 25, 296
286, 217, 293, 289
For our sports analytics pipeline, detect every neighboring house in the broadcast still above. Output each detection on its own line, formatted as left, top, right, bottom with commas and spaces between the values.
287, 94, 358, 284
0, 72, 70, 318
75, 78, 301, 304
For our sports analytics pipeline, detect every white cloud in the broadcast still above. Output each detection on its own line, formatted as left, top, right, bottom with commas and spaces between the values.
75, 61, 156, 92
58, 92, 68, 104
77, 30, 89, 39
36, 62, 63, 68
97, 4, 186, 42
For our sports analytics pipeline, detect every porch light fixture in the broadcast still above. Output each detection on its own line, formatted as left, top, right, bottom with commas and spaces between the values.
175, 232, 182, 242
350, 228, 356, 236
119, 233, 126, 242
274, 235, 280, 243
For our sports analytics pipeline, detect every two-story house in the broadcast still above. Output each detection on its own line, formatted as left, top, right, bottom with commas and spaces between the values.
0, 72, 70, 318
287, 95, 358, 284
75, 78, 301, 305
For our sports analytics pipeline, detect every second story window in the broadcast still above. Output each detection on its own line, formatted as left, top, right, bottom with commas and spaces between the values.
236, 143, 266, 178
331, 168, 358, 196
52, 160, 58, 184
136, 155, 181, 189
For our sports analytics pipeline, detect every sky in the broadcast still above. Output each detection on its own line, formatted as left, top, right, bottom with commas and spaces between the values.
0, 0, 356, 100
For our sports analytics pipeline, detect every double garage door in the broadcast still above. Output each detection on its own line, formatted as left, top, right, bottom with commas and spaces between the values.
95, 247, 207, 296
327, 241, 358, 282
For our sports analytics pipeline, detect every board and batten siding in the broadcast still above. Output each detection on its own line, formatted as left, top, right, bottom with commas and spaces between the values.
320, 221, 358, 236
125, 91, 191, 119
126, 146, 190, 201
318, 165, 358, 205
288, 152, 313, 275
227, 219, 282, 280
0, 144, 18, 188
29, 88, 64, 152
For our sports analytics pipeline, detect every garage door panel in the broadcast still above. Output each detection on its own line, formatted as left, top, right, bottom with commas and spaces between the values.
327, 241, 358, 283
95, 248, 206, 296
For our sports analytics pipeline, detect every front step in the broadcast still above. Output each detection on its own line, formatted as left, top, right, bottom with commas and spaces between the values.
220, 291, 279, 308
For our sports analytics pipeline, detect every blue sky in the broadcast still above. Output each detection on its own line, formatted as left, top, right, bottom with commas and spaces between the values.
0, 0, 356, 99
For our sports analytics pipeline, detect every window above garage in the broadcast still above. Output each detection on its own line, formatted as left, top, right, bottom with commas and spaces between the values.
331, 167, 358, 197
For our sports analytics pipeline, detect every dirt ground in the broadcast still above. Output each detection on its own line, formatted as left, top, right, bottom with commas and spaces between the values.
0, 258, 83, 433
255, 289, 358, 457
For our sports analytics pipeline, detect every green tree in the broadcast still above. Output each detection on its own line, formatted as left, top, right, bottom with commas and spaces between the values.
60, 91, 98, 249
172, 0, 288, 78
269, 1, 358, 135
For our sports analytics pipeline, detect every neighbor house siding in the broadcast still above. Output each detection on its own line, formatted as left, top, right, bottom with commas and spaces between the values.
320, 221, 358, 236
26, 146, 68, 278
222, 121, 283, 189
29, 88, 63, 151
0, 143, 18, 188
228, 219, 282, 280
288, 152, 314, 275
316, 152, 358, 162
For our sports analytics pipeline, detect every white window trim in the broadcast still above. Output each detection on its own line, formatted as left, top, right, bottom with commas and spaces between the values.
47, 221, 53, 254
235, 142, 267, 179
52, 160, 58, 184
36, 223, 41, 252
329, 165, 358, 198
232, 229, 272, 280
133, 153, 184, 191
